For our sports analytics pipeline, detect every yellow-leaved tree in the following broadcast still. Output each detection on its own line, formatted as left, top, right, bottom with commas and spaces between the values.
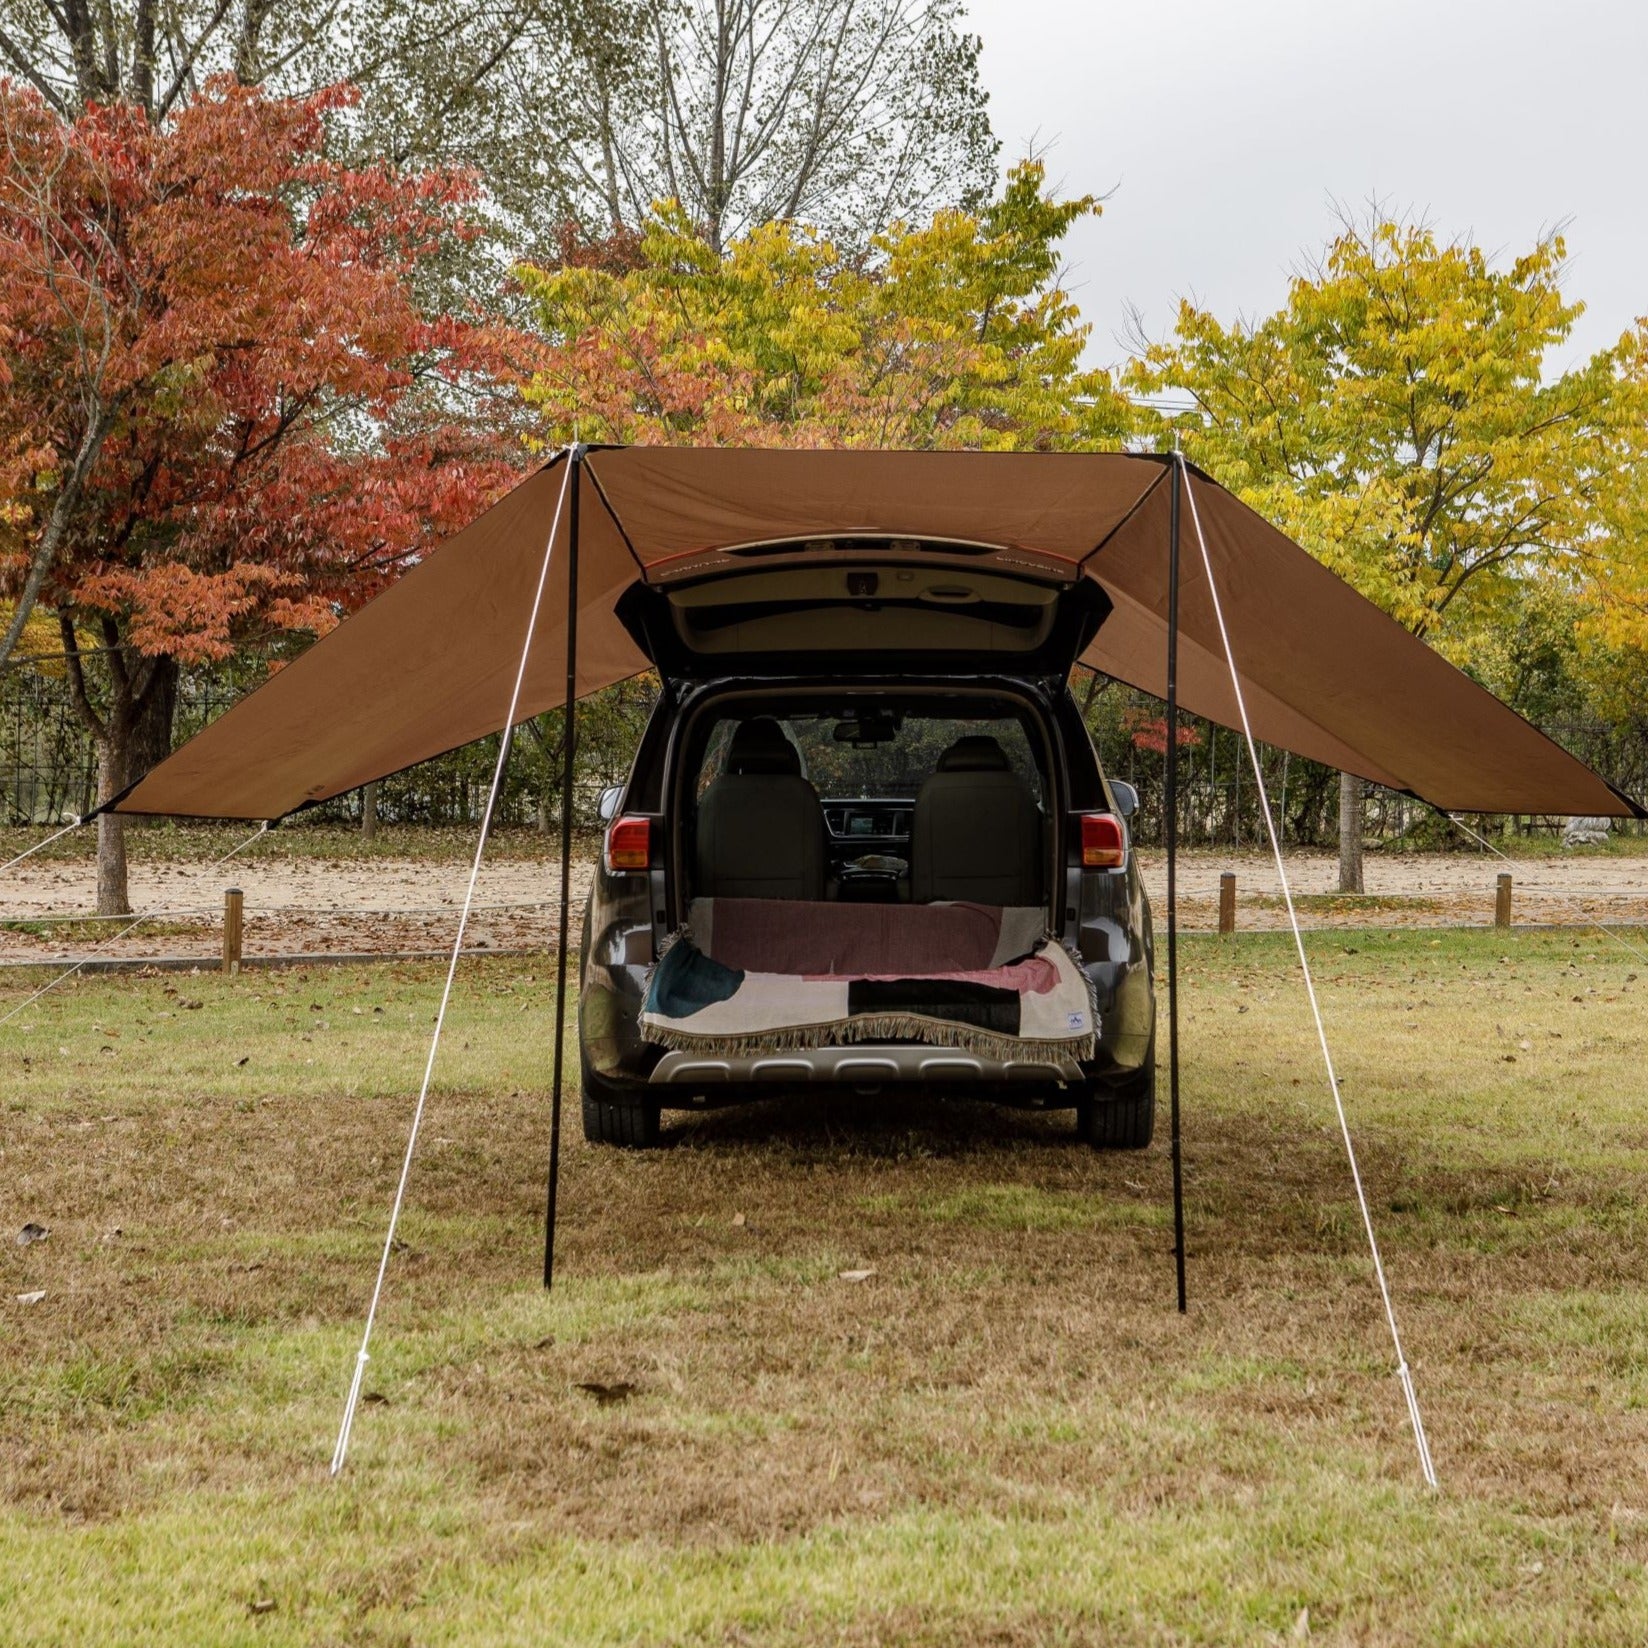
1572, 322, 1648, 729
512, 162, 1136, 848
1128, 214, 1633, 887
519, 160, 1130, 452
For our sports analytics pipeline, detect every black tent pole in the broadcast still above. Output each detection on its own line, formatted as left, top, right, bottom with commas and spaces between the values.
544, 446, 583, 1290
1166, 454, 1187, 1313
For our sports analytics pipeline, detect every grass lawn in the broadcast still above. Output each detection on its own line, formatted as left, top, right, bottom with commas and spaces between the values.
3, 929, 1648, 1644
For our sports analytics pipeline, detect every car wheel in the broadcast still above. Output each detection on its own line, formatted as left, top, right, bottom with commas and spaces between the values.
579, 1050, 662, 1148
1075, 1052, 1155, 1151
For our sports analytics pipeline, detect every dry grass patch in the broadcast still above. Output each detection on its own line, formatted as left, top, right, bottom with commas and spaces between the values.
2, 931, 1648, 1643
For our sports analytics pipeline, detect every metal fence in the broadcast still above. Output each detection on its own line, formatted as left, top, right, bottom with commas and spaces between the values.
6, 658, 1645, 846
1, 656, 660, 831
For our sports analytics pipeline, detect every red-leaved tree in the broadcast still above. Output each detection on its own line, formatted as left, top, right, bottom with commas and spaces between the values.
0, 78, 533, 912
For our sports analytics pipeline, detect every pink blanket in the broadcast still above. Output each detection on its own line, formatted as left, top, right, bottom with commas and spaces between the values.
696, 897, 1023, 975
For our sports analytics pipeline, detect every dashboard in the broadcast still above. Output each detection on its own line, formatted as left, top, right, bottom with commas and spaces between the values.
822, 800, 912, 843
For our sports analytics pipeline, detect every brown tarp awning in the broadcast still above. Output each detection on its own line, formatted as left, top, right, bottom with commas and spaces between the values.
112, 447, 1641, 821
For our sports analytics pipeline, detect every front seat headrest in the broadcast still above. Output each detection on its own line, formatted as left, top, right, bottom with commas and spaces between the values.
936, 735, 1011, 773
726, 717, 801, 776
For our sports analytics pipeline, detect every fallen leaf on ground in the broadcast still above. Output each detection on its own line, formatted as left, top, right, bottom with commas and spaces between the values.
575, 1381, 637, 1406
15, 1290, 45, 1305
248, 1598, 276, 1615
838, 1269, 876, 1283
731, 1212, 746, 1227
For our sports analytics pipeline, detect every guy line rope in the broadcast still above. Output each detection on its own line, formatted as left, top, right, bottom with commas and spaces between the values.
329, 453, 572, 1477
0, 816, 86, 875
1440, 810, 1648, 972
0, 822, 271, 1030
1178, 454, 1439, 1489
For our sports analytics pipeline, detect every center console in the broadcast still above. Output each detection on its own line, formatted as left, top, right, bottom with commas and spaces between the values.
822, 799, 912, 902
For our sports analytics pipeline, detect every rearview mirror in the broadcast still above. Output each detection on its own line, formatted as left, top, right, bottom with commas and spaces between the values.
833, 710, 898, 747
597, 785, 624, 823
1108, 779, 1138, 819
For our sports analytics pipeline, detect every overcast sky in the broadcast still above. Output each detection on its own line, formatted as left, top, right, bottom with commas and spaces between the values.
965, 0, 1647, 373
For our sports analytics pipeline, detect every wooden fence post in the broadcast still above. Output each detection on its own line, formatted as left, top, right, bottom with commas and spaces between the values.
223, 887, 244, 975
1494, 872, 1513, 929
1218, 871, 1237, 935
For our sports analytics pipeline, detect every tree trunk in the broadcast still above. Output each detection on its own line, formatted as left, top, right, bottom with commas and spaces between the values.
130, 655, 177, 779
95, 717, 134, 917
361, 780, 378, 841
1338, 771, 1364, 894
126, 655, 177, 834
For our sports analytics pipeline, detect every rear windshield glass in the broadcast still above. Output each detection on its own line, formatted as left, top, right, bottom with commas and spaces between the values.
695, 708, 1043, 801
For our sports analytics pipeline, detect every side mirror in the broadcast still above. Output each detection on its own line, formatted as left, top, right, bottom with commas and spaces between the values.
1108, 779, 1139, 820
597, 785, 624, 823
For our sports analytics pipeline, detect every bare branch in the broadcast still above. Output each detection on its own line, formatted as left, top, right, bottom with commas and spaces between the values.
0, 24, 73, 113
155, 0, 235, 121
0, 403, 118, 674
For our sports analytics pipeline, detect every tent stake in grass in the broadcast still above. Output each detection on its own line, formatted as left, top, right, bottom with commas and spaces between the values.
1165, 454, 1188, 1314
329, 453, 574, 1478
544, 446, 584, 1291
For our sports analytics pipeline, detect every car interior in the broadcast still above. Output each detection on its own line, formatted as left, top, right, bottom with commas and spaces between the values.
684, 698, 1052, 910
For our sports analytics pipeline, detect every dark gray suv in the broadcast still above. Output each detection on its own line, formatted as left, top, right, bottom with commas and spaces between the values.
577, 548, 1155, 1149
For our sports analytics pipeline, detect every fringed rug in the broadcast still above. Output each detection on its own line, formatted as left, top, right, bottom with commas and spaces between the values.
640, 898, 1097, 1067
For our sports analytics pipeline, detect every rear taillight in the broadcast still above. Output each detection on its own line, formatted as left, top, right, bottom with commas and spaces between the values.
604, 815, 651, 873
1080, 812, 1125, 869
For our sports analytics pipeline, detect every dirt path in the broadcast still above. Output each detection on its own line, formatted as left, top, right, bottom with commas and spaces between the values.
4, 844, 1645, 963
1135, 847, 1648, 932
0, 852, 596, 963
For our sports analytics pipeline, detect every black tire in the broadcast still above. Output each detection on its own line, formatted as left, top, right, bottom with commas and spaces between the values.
1075, 1054, 1156, 1150
579, 1051, 662, 1148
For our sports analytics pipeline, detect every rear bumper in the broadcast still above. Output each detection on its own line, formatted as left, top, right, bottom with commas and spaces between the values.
650, 1044, 1085, 1085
